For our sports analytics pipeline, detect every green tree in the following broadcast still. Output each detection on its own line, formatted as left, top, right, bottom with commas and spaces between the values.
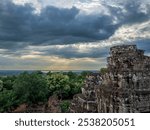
0, 90, 15, 112
13, 72, 49, 104
47, 71, 52, 76
70, 81, 82, 96
0, 80, 3, 91
47, 73, 71, 99
3, 80, 13, 90
100, 68, 108, 75
2, 75, 16, 90
64, 71, 77, 79
60, 100, 70, 113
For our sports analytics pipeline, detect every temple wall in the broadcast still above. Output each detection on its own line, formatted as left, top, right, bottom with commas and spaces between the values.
70, 45, 150, 113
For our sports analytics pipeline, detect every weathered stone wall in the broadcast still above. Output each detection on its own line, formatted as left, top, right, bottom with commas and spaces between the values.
70, 73, 101, 112
70, 45, 150, 113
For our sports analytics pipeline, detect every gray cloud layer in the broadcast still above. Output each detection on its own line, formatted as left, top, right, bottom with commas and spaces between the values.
0, 0, 149, 49
0, 0, 150, 62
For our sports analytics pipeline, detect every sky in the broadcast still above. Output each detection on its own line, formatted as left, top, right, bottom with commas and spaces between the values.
0, 0, 150, 70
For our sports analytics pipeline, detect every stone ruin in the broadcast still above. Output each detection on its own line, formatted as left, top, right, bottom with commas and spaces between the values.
70, 73, 102, 112
70, 45, 150, 113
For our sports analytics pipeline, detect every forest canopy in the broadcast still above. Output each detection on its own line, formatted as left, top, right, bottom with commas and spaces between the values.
0, 71, 92, 112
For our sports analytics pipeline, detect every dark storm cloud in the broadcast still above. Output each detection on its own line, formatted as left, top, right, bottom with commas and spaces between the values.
0, 0, 150, 59
0, 2, 118, 49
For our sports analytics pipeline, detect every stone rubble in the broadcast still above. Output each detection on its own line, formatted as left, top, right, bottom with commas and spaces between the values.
70, 45, 150, 113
